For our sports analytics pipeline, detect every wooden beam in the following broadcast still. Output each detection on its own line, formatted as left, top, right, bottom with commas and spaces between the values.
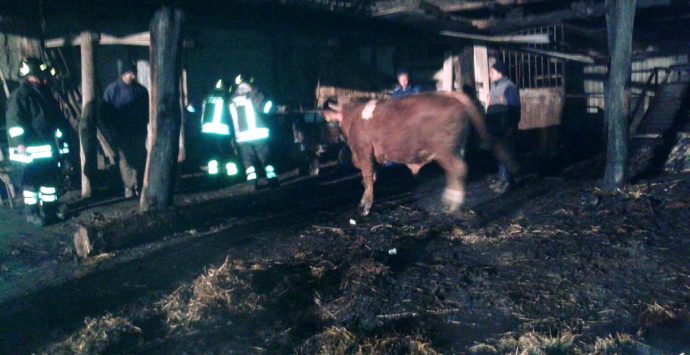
466, 0, 671, 32
46, 32, 150, 48
140, 7, 184, 211
440, 30, 550, 44
45, 32, 193, 48
520, 47, 595, 64
0, 67, 10, 98
604, 0, 636, 191
439, 0, 550, 12
419, 0, 449, 20
371, 2, 420, 17
78, 31, 98, 199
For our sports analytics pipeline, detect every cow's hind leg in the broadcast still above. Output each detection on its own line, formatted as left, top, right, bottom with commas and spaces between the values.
359, 163, 376, 216
435, 154, 468, 213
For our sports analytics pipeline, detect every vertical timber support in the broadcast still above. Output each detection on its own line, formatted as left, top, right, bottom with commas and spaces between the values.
458, 45, 477, 159
604, 0, 636, 191
79, 31, 98, 198
459, 45, 476, 96
440, 52, 454, 92
140, 7, 184, 211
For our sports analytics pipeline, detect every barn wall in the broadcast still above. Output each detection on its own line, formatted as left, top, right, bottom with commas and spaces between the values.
583, 54, 689, 113
519, 87, 564, 130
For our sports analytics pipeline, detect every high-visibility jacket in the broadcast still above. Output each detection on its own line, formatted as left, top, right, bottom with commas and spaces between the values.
5, 82, 65, 164
200, 91, 233, 136
229, 93, 269, 143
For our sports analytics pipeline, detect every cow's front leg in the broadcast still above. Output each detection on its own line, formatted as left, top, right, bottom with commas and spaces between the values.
359, 165, 375, 216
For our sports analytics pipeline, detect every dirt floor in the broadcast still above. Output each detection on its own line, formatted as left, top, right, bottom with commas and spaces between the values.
1, 158, 689, 354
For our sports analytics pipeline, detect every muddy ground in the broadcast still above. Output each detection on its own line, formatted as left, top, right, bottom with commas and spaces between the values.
1, 158, 689, 354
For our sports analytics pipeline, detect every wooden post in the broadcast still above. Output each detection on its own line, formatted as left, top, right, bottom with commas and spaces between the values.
79, 31, 98, 198
459, 45, 476, 95
440, 52, 454, 92
604, 0, 636, 191
140, 7, 184, 211
458, 45, 477, 159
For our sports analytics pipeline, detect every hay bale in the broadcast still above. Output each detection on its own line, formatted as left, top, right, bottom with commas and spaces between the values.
158, 258, 261, 330
592, 333, 652, 354
298, 326, 357, 354
47, 315, 142, 354
355, 336, 439, 355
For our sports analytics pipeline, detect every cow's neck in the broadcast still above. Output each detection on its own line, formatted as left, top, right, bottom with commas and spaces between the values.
340, 113, 354, 140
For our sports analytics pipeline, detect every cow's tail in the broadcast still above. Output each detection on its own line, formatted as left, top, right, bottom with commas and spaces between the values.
447, 92, 520, 175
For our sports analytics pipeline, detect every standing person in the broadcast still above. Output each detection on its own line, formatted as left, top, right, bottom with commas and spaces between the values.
199, 79, 240, 178
391, 68, 420, 99
6, 58, 65, 225
230, 74, 278, 188
486, 60, 521, 194
102, 61, 149, 198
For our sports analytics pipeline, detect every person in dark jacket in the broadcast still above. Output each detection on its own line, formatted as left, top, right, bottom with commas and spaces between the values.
391, 68, 421, 99
6, 58, 65, 225
486, 60, 521, 194
102, 61, 149, 198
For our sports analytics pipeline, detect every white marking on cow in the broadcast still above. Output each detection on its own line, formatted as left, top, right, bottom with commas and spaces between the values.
361, 100, 377, 120
442, 188, 465, 205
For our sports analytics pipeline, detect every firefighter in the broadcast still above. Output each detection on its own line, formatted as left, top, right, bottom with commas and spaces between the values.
199, 79, 240, 179
6, 58, 66, 225
230, 74, 278, 187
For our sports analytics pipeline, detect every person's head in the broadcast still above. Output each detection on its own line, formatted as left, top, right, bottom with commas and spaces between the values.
18, 57, 44, 85
489, 61, 508, 82
120, 62, 137, 85
396, 68, 410, 88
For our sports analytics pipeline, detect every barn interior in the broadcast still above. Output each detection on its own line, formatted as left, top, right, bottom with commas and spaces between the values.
0, 0, 689, 353
1, 1, 689, 174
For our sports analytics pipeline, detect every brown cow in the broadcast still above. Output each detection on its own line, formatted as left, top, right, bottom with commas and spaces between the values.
323, 92, 517, 216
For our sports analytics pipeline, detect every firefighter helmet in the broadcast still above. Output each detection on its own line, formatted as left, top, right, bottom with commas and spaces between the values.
18, 57, 44, 78
234, 74, 254, 85
40, 64, 59, 80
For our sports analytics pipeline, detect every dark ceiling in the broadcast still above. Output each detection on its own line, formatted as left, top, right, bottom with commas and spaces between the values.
1, 0, 689, 52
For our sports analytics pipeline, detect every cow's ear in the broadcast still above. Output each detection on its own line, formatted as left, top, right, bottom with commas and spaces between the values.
323, 110, 342, 123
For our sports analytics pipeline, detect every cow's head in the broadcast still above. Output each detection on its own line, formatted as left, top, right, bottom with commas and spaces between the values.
322, 102, 343, 123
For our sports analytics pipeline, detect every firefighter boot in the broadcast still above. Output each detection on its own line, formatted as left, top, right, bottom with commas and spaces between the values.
39, 201, 59, 225
56, 203, 68, 220
245, 166, 258, 190
24, 205, 44, 226
22, 190, 43, 226
265, 165, 280, 188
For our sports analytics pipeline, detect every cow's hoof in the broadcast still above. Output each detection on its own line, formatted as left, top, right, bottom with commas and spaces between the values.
359, 206, 371, 216
444, 205, 460, 214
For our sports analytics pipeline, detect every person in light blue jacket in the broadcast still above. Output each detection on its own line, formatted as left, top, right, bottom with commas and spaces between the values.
391, 69, 421, 99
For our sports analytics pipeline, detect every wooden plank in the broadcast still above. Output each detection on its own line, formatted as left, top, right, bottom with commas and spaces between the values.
140, 7, 185, 211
